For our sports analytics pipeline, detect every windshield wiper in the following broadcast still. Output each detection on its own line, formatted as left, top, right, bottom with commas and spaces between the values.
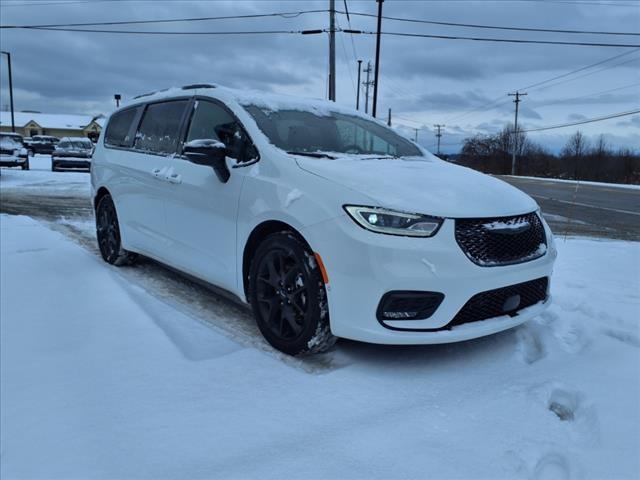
361, 154, 400, 160
287, 151, 336, 159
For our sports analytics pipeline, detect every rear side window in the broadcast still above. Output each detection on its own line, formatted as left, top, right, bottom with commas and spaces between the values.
134, 100, 188, 155
105, 108, 138, 147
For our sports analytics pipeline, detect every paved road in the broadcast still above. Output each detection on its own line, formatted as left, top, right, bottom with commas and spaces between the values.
498, 176, 640, 241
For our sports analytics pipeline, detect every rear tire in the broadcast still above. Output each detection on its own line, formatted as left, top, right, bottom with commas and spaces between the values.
95, 194, 137, 266
249, 232, 336, 355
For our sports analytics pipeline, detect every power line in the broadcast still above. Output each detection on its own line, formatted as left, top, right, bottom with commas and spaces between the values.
369, 31, 640, 48
7, 22, 640, 47
527, 56, 640, 92
0, 10, 328, 28
1, 0, 109, 6
6, 6, 637, 38
341, 10, 640, 36
444, 48, 639, 123
519, 47, 639, 90
533, 82, 640, 107
342, 0, 360, 69
520, 109, 640, 132
394, 115, 423, 125
537, 1, 640, 7
335, 16, 357, 98
9, 26, 318, 35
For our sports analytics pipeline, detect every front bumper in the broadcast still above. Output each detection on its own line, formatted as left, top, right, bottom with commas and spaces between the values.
52, 157, 91, 171
0, 155, 27, 167
303, 214, 556, 344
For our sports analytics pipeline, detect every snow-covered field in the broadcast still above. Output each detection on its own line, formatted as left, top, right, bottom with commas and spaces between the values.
1, 158, 639, 479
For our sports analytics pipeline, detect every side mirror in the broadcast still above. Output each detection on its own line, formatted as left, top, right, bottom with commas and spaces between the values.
183, 139, 230, 183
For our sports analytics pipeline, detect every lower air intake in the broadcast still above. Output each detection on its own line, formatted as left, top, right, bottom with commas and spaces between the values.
449, 277, 549, 328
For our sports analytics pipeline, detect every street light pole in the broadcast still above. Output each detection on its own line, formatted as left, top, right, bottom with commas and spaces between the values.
372, 0, 384, 117
508, 91, 527, 175
328, 0, 336, 101
1, 51, 15, 133
356, 59, 362, 110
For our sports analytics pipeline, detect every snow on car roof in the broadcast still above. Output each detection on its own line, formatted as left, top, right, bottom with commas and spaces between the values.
60, 137, 92, 142
121, 84, 383, 123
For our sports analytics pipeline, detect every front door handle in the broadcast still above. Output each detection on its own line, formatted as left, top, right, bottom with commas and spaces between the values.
151, 167, 163, 178
166, 172, 182, 184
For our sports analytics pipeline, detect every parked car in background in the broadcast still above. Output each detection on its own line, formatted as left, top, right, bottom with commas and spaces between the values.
52, 137, 94, 172
91, 84, 556, 355
0, 133, 30, 170
24, 135, 59, 155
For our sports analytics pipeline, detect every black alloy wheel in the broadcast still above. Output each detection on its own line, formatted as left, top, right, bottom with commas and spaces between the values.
250, 232, 335, 355
95, 194, 137, 266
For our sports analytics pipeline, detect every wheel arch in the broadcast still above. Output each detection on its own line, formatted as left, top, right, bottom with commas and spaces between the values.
241, 220, 312, 301
93, 186, 111, 211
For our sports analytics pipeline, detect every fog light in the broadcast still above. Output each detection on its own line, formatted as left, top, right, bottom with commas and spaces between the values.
377, 291, 445, 321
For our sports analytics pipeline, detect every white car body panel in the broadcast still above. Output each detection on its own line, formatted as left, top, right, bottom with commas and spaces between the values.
295, 155, 538, 218
91, 85, 556, 346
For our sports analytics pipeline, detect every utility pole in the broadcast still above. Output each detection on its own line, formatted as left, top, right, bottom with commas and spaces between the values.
508, 91, 527, 175
363, 61, 373, 114
387, 108, 392, 126
414, 128, 419, 142
328, 0, 336, 102
434, 124, 445, 155
1, 51, 15, 133
356, 60, 362, 110
372, 0, 384, 117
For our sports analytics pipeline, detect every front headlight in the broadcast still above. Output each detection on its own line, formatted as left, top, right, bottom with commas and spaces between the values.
344, 205, 443, 237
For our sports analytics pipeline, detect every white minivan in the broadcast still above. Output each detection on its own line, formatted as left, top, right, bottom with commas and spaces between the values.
91, 84, 556, 355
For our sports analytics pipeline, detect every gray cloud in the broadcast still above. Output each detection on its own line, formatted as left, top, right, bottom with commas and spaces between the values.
1, 0, 638, 151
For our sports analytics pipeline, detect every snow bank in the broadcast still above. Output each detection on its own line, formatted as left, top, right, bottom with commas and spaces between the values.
1, 218, 638, 478
503, 175, 640, 191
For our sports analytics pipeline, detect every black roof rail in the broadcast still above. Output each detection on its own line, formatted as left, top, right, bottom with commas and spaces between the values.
182, 83, 216, 90
132, 91, 157, 100
132, 85, 213, 100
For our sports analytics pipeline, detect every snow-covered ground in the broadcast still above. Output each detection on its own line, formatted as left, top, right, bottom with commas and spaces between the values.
1, 158, 639, 479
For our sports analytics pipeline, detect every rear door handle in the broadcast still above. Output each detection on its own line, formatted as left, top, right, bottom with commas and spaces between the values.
166, 172, 182, 184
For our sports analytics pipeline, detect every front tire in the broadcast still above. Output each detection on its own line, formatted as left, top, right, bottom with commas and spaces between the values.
95, 194, 137, 266
249, 232, 336, 355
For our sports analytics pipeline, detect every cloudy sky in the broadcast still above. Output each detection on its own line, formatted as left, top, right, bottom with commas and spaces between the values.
1, 0, 639, 153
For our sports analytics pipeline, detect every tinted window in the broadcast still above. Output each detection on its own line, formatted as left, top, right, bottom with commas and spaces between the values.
105, 108, 138, 147
186, 100, 258, 163
134, 100, 188, 154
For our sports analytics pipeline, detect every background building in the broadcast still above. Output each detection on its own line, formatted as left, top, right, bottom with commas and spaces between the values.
0, 111, 104, 141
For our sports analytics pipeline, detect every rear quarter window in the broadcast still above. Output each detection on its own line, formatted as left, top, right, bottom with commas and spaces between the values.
105, 108, 139, 148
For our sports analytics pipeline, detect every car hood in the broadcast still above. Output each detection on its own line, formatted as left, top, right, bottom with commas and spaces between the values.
295, 154, 538, 218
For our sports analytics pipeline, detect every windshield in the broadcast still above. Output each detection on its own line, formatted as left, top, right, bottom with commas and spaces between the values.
0, 135, 23, 145
0, 136, 21, 149
59, 140, 91, 149
244, 105, 423, 158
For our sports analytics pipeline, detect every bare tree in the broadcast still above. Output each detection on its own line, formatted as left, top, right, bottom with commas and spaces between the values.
457, 128, 638, 184
561, 131, 589, 179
